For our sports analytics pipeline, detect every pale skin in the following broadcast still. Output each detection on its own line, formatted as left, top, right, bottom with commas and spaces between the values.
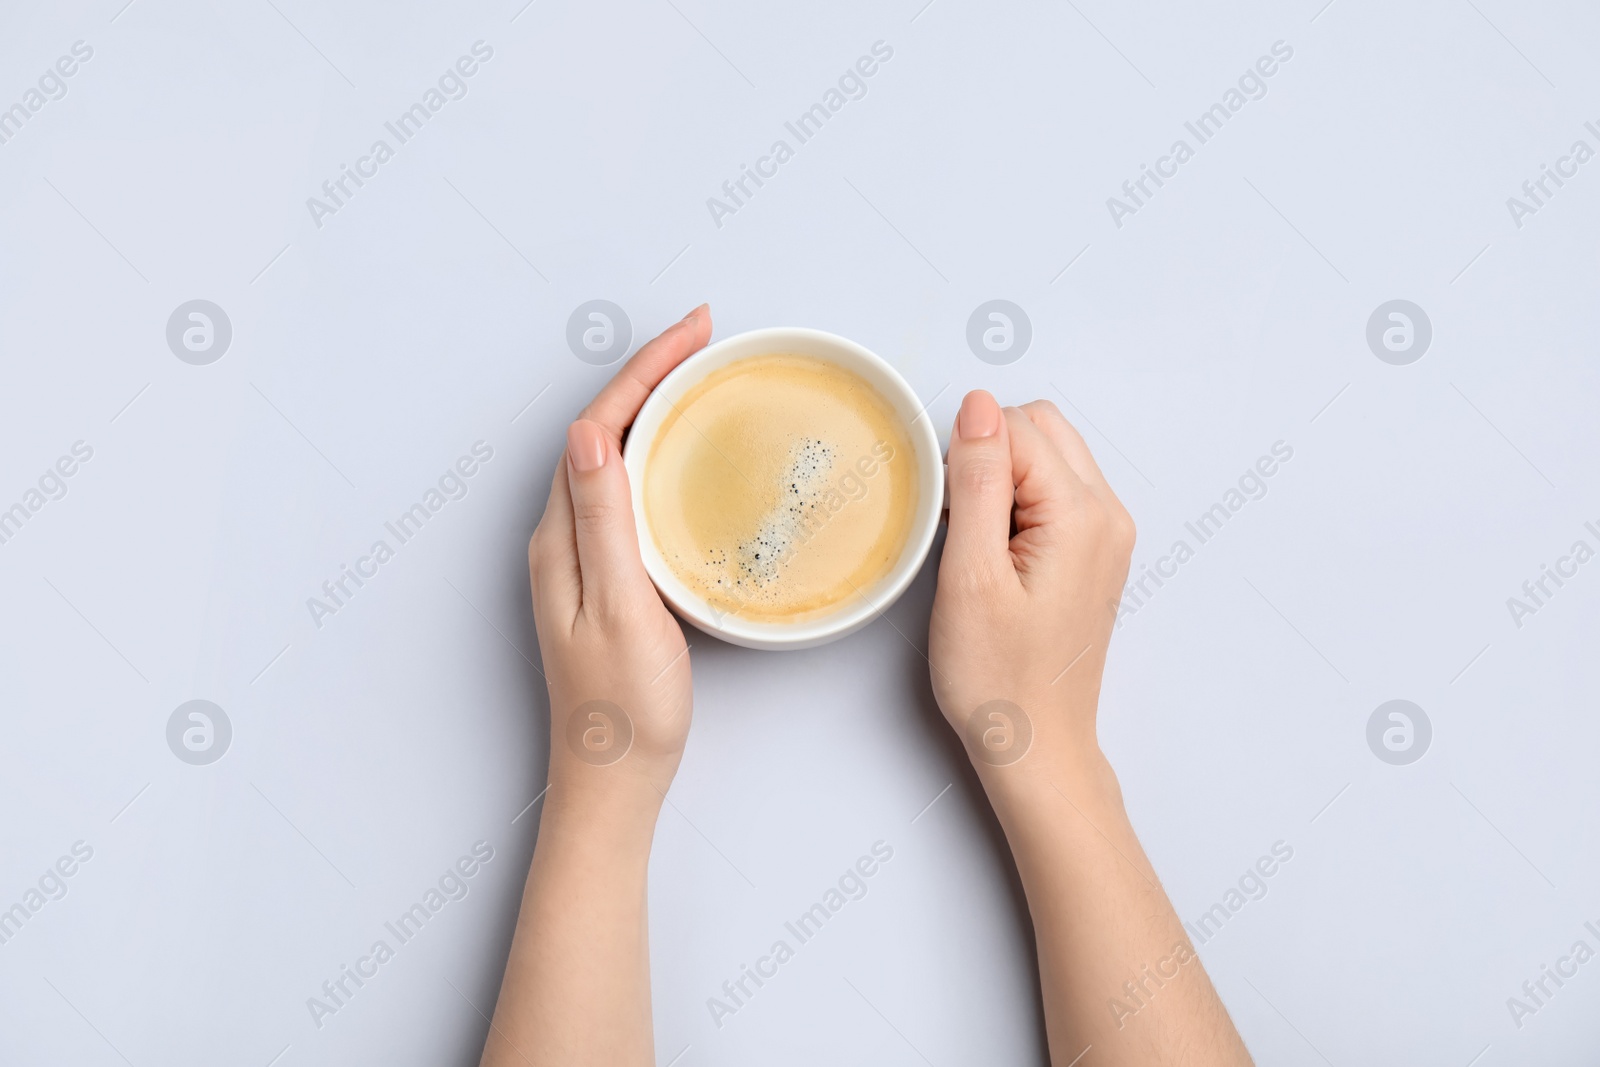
479, 306, 1253, 1066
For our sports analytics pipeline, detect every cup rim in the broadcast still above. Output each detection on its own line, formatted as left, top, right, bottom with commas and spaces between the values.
621, 326, 943, 651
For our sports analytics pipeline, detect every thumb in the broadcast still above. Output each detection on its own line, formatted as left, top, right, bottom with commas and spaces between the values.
943, 390, 1016, 575
564, 419, 653, 617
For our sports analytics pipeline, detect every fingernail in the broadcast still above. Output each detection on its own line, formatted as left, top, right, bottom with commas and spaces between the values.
679, 304, 703, 327
958, 391, 1001, 439
567, 420, 607, 472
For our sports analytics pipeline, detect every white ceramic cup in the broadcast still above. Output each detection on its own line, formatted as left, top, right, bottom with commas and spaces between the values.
622, 327, 944, 651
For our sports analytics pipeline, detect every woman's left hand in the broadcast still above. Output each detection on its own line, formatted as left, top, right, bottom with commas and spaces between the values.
528, 304, 712, 799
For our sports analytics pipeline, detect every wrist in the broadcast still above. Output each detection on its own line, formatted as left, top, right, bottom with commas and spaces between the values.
953, 690, 1119, 818
976, 740, 1125, 831
539, 758, 669, 842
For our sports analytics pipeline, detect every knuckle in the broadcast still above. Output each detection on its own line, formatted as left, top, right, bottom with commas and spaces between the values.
1026, 397, 1066, 423
1113, 510, 1138, 551
582, 590, 641, 633
1067, 495, 1107, 530
570, 499, 618, 532
1069, 497, 1129, 551
949, 556, 1008, 601
955, 454, 1008, 498
580, 594, 618, 628
947, 570, 986, 604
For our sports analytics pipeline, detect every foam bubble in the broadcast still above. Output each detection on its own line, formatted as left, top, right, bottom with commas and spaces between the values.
690, 437, 836, 606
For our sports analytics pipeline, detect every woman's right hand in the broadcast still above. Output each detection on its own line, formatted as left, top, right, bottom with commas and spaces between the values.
927, 389, 1137, 779
928, 390, 1254, 1066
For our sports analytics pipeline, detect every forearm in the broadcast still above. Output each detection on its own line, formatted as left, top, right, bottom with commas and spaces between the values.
482, 774, 663, 1067
982, 745, 1252, 1067
490, 309, 705, 1065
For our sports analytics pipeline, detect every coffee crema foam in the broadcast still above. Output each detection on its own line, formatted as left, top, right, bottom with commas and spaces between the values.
643, 355, 917, 624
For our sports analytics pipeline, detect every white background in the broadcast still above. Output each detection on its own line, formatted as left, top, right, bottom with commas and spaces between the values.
1, 0, 1597, 1064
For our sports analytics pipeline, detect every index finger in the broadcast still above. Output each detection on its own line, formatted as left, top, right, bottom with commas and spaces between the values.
1021, 400, 1135, 534
1023, 399, 1117, 500
579, 304, 712, 443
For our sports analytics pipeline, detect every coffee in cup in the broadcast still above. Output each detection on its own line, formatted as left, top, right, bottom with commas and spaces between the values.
623, 327, 944, 650
641, 354, 917, 624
